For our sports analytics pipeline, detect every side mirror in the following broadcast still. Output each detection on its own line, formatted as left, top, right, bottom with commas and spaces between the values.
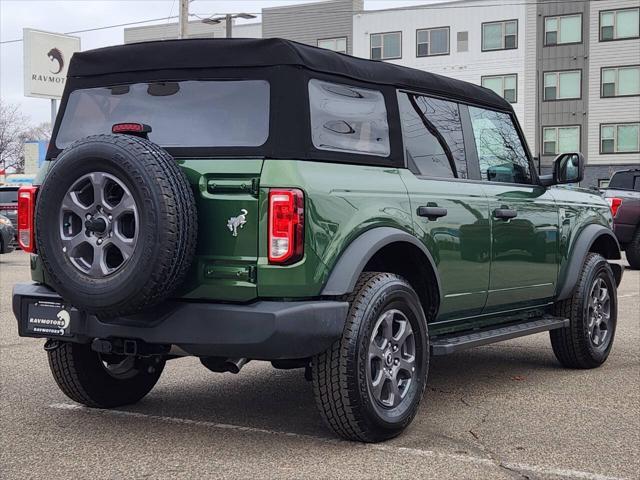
540, 152, 585, 186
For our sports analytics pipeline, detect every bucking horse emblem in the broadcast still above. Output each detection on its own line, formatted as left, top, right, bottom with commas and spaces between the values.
227, 209, 248, 237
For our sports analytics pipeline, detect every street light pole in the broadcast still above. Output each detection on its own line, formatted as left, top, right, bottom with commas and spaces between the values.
202, 13, 256, 38
179, 0, 189, 39
50, 99, 57, 126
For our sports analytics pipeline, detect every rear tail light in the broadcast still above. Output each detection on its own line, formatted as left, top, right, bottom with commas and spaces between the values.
268, 189, 304, 264
606, 197, 622, 217
17, 186, 38, 252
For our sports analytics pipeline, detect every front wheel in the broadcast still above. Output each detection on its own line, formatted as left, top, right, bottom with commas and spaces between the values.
48, 342, 165, 408
312, 272, 429, 442
550, 253, 617, 369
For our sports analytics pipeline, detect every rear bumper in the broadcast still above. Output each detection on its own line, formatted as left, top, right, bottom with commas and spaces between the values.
12, 282, 349, 360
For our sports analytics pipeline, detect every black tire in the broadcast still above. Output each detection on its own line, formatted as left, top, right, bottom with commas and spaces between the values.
35, 134, 197, 317
48, 342, 165, 408
550, 253, 617, 369
312, 272, 429, 442
625, 228, 640, 270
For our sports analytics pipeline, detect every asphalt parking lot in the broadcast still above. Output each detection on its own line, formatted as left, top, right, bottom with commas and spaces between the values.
1, 250, 638, 480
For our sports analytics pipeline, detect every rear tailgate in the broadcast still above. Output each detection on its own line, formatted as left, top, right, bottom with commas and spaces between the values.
178, 159, 263, 302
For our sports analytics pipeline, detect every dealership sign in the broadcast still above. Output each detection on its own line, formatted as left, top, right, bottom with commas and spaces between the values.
23, 28, 80, 99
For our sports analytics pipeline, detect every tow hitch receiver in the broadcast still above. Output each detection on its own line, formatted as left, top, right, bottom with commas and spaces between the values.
91, 338, 169, 357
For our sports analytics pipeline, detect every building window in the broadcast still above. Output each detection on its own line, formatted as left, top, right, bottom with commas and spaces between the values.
482, 20, 518, 51
543, 70, 581, 100
600, 123, 640, 154
482, 75, 517, 103
542, 126, 580, 155
308, 79, 390, 157
601, 66, 640, 97
600, 8, 640, 41
544, 14, 582, 45
457, 31, 468, 52
317, 37, 347, 54
370, 32, 402, 60
416, 27, 450, 57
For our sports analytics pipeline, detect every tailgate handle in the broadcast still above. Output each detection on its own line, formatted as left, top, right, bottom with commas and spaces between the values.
417, 206, 448, 221
207, 177, 260, 196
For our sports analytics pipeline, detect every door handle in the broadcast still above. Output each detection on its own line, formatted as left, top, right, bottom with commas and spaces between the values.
493, 206, 517, 220
417, 206, 448, 221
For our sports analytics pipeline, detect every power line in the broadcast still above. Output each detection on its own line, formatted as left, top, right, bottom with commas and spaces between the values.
0, 0, 603, 45
194, 0, 603, 15
167, 0, 177, 24
0, 15, 179, 44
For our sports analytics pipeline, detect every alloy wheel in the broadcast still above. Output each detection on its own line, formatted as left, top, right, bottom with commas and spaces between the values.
59, 172, 138, 277
587, 276, 612, 349
367, 309, 416, 408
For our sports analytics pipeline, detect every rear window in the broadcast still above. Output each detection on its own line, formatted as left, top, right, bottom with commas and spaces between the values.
56, 80, 270, 149
0, 189, 18, 203
608, 171, 640, 191
308, 79, 390, 157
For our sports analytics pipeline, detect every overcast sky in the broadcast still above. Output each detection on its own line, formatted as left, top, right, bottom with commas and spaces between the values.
0, 0, 431, 124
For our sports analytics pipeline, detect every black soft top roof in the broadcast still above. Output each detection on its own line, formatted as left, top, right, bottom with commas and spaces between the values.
68, 37, 511, 111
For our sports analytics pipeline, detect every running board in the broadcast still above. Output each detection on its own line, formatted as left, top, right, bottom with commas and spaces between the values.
430, 316, 569, 356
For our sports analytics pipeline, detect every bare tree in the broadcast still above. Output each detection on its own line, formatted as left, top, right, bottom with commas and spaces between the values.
0, 101, 52, 174
0, 101, 27, 172
25, 122, 53, 143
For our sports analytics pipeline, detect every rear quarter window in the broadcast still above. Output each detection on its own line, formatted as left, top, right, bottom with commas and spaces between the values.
0, 189, 18, 203
56, 80, 270, 149
308, 79, 390, 157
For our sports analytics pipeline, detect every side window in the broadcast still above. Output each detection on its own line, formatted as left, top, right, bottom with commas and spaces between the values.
308, 79, 390, 157
398, 92, 467, 179
468, 106, 532, 184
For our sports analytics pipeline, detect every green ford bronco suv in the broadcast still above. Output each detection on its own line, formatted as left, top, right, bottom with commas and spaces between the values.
13, 38, 623, 443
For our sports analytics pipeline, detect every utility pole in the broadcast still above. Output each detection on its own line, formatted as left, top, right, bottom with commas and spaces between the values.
179, 0, 189, 39
226, 14, 232, 38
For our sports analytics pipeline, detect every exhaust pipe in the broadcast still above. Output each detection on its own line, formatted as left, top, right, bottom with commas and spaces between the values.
224, 357, 249, 374
201, 356, 249, 374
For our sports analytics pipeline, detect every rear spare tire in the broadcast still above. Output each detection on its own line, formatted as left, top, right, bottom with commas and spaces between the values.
35, 134, 197, 317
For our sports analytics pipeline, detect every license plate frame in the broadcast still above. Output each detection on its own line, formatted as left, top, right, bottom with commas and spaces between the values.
25, 300, 78, 338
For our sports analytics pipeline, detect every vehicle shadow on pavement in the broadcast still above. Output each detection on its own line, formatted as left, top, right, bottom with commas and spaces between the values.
117, 343, 567, 438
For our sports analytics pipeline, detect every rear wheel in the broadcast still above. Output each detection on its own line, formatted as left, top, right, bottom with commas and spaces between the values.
550, 253, 617, 369
625, 228, 640, 269
48, 342, 165, 408
312, 273, 429, 442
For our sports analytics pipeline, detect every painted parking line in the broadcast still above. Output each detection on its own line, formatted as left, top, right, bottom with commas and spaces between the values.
49, 403, 625, 480
618, 293, 639, 299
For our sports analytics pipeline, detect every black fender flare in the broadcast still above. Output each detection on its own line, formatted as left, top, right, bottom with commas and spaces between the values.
557, 224, 622, 301
321, 227, 442, 299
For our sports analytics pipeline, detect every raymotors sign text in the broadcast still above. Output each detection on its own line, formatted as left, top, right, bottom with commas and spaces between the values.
23, 28, 81, 99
